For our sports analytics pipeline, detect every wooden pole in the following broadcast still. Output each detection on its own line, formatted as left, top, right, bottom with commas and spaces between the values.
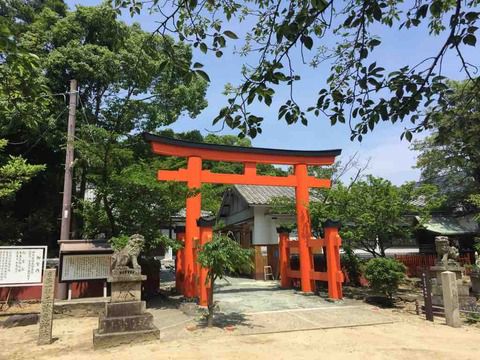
421, 270, 434, 321
60, 79, 78, 241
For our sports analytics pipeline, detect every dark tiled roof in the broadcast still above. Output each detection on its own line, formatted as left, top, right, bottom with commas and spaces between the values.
234, 185, 295, 205
173, 208, 213, 218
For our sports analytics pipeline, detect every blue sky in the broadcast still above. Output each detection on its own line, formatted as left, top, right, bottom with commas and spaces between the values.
68, 1, 477, 184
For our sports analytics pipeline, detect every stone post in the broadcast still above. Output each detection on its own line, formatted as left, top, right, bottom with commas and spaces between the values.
441, 271, 461, 328
38, 268, 56, 345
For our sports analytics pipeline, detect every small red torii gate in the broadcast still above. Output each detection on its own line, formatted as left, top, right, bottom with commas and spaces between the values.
144, 133, 343, 305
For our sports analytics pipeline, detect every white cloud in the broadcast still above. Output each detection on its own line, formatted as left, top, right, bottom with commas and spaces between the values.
340, 133, 425, 185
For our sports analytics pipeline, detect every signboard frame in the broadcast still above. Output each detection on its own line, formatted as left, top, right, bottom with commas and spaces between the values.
0, 246, 47, 287
59, 251, 112, 282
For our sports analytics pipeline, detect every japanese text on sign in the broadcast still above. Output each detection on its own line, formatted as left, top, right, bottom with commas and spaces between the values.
0, 246, 47, 287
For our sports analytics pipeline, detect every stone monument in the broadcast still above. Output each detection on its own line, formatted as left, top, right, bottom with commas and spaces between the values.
93, 234, 159, 349
38, 268, 56, 345
430, 236, 476, 308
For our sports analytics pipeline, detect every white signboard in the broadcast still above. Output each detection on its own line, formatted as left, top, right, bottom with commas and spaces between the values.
260, 246, 268, 256
0, 246, 47, 287
61, 254, 111, 281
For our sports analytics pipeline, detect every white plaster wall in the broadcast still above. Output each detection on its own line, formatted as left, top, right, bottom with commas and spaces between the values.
252, 207, 279, 245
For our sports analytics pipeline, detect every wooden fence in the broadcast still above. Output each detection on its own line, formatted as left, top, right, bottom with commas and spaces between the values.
394, 254, 472, 277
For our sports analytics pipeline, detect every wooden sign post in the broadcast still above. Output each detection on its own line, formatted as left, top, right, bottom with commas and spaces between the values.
421, 270, 434, 322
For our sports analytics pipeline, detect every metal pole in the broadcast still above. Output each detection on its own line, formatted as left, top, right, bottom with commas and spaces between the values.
60, 80, 78, 241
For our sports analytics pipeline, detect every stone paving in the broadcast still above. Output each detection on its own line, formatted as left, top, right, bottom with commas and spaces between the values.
151, 273, 396, 339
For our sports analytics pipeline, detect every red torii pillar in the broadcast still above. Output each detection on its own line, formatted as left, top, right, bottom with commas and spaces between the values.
277, 227, 291, 289
174, 226, 185, 294
295, 164, 314, 292
324, 220, 343, 299
184, 156, 202, 298
197, 216, 215, 306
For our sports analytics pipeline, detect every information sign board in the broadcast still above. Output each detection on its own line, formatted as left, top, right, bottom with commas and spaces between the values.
0, 246, 47, 287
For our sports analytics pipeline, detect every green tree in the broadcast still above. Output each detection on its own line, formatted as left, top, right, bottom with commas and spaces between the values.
271, 174, 442, 257
117, 0, 479, 140
197, 233, 253, 327
328, 176, 441, 257
364, 257, 406, 301
413, 80, 480, 209
0, 2, 208, 246
0, 139, 45, 199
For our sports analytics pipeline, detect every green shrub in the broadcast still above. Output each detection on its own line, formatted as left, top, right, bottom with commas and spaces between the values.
340, 245, 363, 286
364, 257, 406, 299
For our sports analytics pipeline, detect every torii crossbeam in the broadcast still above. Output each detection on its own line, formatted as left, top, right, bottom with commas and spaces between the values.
144, 133, 342, 304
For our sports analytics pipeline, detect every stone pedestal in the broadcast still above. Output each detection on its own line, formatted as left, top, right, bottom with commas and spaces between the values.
430, 265, 477, 309
441, 271, 461, 328
470, 271, 480, 298
93, 267, 159, 349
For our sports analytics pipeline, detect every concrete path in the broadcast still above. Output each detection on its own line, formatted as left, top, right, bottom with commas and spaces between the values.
150, 276, 396, 340
212, 277, 395, 334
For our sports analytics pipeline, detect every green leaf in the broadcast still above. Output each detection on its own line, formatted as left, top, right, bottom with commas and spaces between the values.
193, 62, 203, 69
360, 47, 368, 59
404, 131, 412, 142
196, 69, 210, 82
463, 34, 477, 46
429, 1, 441, 17
200, 42, 208, 53
302, 36, 313, 50
223, 30, 238, 39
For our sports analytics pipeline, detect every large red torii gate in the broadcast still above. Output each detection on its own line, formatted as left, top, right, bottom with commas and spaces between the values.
144, 133, 343, 305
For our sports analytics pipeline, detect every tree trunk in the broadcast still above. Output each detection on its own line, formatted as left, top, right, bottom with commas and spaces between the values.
207, 277, 215, 327
103, 193, 118, 237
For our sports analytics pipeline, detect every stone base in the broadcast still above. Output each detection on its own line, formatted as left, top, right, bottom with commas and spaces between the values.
93, 294, 159, 349
432, 282, 471, 297
105, 301, 146, 317
93, 328, 160, 350
54, 297, 109, 318
470, 273, 480, 298
98, 313, 154, 334
431, 294, 477, 309
430, 265, 464, 284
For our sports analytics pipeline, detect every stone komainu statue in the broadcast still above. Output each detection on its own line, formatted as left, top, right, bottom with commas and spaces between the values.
111, 234, 145, 269
435, 236, 459, 266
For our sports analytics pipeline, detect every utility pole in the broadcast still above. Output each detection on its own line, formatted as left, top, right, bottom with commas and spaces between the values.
59, 79, 78, 241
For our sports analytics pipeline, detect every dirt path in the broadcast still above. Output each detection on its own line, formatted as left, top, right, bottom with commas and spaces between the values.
1, 310, 479, 360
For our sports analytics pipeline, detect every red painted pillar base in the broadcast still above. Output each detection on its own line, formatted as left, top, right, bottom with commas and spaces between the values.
175, 226, 185, 295
324, 220, 343, 300
197, 216, 216, 307
277, 228, 291, 288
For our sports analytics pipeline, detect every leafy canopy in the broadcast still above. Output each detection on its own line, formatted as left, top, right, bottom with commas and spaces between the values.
413, 80, 480, 209
0, 139, 45, 199
0, 2, 209, 246
116, 0, 479, 140
197, 232, 254, 283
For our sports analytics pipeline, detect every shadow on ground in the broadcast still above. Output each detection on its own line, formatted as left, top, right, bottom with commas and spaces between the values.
196, 311, 258, 329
